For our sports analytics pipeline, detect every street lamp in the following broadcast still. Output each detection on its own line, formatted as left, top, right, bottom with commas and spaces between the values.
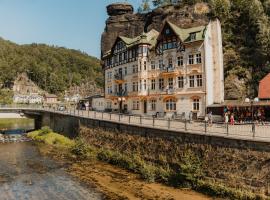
118, 97, 126, 113
245, 97, 259, 121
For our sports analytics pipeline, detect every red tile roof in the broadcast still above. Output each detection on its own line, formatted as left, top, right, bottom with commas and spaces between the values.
259, 73, 270, 99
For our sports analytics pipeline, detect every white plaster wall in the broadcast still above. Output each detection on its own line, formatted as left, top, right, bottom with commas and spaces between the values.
204, 22, 214, 106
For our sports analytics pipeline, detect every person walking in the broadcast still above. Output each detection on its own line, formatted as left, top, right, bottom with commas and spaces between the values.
230, 113, 235, 125
208, 111, 213, 126
225, 112, 229, 125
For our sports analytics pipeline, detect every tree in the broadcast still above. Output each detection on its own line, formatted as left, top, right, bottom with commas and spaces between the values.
138, 0, 151, 13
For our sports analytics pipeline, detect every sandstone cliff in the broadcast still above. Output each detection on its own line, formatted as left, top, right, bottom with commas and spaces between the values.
101, 2, 209, 56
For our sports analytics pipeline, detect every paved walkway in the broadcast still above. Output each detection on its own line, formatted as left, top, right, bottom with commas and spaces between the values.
0, 107, 270, 143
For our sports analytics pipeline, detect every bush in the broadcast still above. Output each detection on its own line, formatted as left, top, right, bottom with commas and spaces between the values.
28, 129, 74, 148
71, 138, 96, 159
40, 126, 52, 136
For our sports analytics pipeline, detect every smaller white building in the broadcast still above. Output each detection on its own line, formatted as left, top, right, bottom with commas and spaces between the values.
92, 96, 107, 111
13, 93, 43, 104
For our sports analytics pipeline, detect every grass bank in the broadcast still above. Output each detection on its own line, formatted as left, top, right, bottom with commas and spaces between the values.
28, 127, 266, 200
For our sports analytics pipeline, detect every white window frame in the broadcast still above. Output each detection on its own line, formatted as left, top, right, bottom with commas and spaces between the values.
177, 56, 184, 67
188, 54, 194, 65
189, 75, 195, 88
193, 99, 200, 111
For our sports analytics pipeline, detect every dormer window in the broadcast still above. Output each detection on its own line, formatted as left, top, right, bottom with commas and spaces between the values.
190, 33, 196, 41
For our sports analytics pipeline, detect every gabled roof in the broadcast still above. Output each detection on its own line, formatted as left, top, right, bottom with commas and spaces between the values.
103, 21, 207, 58
259, 73, 270, 99
165, 21, 206, 43
103, 29, 159, 57
119, 29, 159, 48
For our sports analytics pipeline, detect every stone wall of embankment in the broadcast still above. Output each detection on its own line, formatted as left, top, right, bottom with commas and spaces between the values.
41, 112, 270, 196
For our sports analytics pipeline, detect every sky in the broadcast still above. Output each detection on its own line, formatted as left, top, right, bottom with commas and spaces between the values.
0, 0, 142, 58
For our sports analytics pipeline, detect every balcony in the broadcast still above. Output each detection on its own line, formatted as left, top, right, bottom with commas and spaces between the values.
114, 90, 128, 97
160, 66, 178, 77
114, 73, 125, 84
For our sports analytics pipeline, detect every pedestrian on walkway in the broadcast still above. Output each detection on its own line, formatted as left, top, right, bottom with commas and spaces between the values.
225, 112, 229, 125
208, 111, 213, 126
230, 113, 235, 125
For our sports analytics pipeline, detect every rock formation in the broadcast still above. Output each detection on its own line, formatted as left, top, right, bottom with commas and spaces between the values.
101, 2, 210, 56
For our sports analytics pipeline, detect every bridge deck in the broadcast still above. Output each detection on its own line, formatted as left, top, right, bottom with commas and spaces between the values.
0, 107, 270, 143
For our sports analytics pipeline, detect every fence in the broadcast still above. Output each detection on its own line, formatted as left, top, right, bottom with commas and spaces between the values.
0, 106, 269, 142
43, 108, 270, 142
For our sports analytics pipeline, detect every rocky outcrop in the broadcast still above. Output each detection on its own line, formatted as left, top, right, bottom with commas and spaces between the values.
101, 2, 210, 55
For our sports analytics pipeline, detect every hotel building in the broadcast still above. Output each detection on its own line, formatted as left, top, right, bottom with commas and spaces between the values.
102, 19, 224, 118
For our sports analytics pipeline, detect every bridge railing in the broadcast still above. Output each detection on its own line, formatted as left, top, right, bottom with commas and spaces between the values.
1, 106, 269, 142
40, 107, 270, 142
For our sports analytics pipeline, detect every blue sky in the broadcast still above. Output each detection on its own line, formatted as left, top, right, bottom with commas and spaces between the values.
0, 0, 142, 58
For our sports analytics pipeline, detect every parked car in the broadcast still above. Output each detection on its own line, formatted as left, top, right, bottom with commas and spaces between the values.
57, 105, 66, 111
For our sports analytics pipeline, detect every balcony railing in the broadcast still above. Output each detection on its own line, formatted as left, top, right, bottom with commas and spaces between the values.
160, 66, 175, 72
114, 73, 124, 81
113, 90, 128, 97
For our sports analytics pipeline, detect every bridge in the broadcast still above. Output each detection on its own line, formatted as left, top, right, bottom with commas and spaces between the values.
0, 106, 270, 144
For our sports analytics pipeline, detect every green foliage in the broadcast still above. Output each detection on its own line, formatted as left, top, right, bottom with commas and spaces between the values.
39, 126, 53, 135
0, 38, 103, 94
28, 127, 75, 148
0, 89, 13, 104
138, 0, 151, 13
71, 138, 96, 159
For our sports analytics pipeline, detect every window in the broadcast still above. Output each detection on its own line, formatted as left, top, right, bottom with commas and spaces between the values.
151, 61, 155, 70
139, 80, 142, 91
193, 99, 200, 111
197, 75, 202, 87
188, 55, 194, 65
189, 76, 195, 88
168, 58, 173, 68
163, 43, 168, 50
166, 99, 176, 111
132, 65, 138, 73
159, 60, 163, 69
196, 53, 202, 64
139, 61, 142, 71
107, 102, 112, 109
159, 78, 164, 90
124, 83, 128, 92
144, 61, 147, 70
124, 67, 127, 75
144, 80, 147, 90
132, 100, 140, 110
178, 76, 184, 88
132, 82, 138, 92
150, 99, 156, 111
177, 56, 183, 67
165, 28, 170, 35
168, 40, 173, 49
168, 77, 174, 89
151, 79, 156, 90
190, 33, 196, 41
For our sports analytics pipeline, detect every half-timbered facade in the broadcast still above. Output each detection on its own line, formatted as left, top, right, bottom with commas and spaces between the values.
102, 19, 224, 118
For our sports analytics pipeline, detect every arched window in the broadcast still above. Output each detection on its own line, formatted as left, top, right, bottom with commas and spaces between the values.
166, 98, 176, 111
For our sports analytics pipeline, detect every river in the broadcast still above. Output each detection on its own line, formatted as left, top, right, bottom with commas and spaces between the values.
0, 118, 211, 200
0, 118, 103, 200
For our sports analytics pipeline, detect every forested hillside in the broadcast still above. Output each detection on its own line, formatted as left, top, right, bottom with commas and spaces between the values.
141, 0, 270, 99
0, 38, 103, 95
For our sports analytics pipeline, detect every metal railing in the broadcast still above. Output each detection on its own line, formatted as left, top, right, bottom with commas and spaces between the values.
1, 105, 270, 143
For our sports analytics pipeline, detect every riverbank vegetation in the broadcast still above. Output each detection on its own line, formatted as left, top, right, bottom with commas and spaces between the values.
27, 127, 266, 200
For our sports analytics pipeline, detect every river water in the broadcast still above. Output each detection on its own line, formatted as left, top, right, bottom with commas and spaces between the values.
0, 119, 103, 200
